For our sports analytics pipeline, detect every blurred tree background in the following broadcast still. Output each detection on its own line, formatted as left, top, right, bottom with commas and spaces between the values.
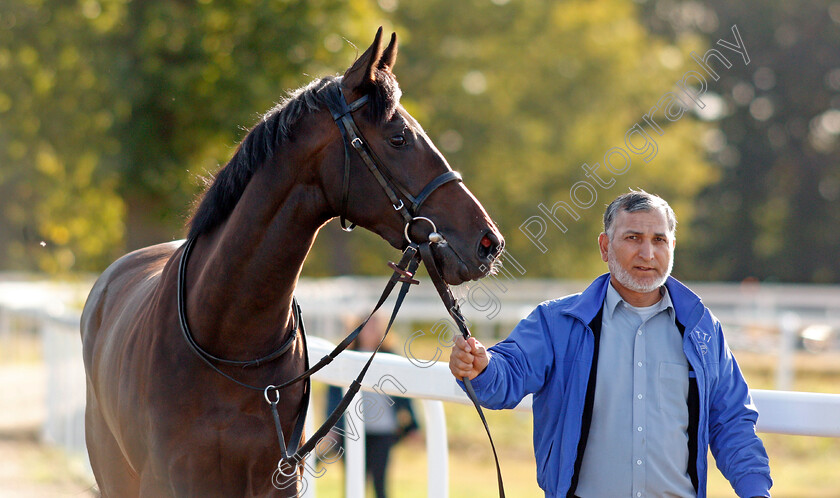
0, 0, 837, 283
639, 1, 840, 283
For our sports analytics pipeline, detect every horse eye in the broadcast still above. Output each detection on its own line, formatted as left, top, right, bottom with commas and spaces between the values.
389, 134, 407, 147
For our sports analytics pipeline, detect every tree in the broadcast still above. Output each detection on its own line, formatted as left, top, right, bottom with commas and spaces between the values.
342, 0, 716, 280
3, 0, 723, 280
642, 1, 840, 283
0, 0, 382, 272
0, 1, 124, 272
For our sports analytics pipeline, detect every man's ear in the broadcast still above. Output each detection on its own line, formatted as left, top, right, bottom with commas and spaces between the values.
598, 232, 610, 262
343, 27, 384, 93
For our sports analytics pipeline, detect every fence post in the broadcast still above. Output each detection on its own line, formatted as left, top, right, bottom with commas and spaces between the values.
345, 391, 366, 497
422, 400, 448, 498
776, 312, 799, 391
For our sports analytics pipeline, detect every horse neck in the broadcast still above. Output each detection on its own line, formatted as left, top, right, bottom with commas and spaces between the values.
185, 155, 327, 361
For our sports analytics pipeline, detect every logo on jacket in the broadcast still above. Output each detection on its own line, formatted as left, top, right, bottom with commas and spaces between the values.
694, 330, 711, 355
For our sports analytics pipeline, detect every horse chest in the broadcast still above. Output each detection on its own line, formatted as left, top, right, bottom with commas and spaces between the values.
146, 399, 292, 496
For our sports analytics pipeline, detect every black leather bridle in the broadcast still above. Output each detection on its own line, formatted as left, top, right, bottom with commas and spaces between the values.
177, 80, 505, 496
326, 82, 463, 231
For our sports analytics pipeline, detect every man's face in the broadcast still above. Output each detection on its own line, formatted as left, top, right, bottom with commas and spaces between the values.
599, 208, 675, 295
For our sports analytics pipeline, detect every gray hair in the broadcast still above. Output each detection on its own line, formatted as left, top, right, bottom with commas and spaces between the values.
603, 190, 677, 240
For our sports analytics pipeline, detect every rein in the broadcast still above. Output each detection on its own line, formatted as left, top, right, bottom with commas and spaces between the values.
177, 80, 505, 497
417, 242, 507, 497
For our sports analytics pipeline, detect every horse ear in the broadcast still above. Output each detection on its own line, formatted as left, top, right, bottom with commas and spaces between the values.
343, 27, 384, 92
378, 32, 398, 73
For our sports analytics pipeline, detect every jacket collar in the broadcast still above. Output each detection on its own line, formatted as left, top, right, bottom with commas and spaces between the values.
663, 275, 706, 330
556, 273, 611, 325
556, 273, 706, 330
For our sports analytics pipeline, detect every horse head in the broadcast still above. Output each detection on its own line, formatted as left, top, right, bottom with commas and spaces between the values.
315, 28, 504, 285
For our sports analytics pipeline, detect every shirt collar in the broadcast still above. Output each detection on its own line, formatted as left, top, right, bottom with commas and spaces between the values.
605, 281, 675, 321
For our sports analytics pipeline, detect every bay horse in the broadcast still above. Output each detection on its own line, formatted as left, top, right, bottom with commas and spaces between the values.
81, 28, 503, 497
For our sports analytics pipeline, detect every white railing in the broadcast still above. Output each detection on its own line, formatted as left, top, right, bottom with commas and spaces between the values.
2, 277, 840, 497
304, 337, 840, 497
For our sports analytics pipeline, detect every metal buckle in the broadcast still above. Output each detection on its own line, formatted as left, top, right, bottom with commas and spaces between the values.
351, 137, 364, 150
393, 199, 405, 211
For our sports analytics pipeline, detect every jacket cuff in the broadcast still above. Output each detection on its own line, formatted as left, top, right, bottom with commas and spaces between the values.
733, 472, 772, 497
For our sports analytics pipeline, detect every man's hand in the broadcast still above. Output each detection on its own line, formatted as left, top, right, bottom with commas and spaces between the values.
449, 336, 489, 380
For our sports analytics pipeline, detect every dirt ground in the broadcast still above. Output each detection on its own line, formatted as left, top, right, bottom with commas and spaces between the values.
0, 429, 96, 498
0, 363, 96, 497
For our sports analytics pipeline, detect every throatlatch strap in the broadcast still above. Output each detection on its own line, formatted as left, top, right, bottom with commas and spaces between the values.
418, 242, 506, 498
337, 116, 356, 231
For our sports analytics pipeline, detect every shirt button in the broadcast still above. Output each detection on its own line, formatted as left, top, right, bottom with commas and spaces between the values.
637, 394, 643, 399
637, 362, 643, 367
636, 493, 642, 497
637, 426, 643, 432
637, 329, 643, 335
636, 459, 643, 465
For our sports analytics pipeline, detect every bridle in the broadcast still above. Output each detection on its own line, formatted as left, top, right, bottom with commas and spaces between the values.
177, 80, 506, 496
327, 82, 463, 231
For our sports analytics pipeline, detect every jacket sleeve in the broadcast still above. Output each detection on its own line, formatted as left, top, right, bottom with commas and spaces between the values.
707, 319, 773, 497
458, 304, 557, 410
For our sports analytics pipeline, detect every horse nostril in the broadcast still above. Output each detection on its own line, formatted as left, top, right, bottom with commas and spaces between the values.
477, 231, 503, 261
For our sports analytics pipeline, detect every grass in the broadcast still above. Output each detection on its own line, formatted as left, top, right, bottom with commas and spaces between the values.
307, 403, 543, 497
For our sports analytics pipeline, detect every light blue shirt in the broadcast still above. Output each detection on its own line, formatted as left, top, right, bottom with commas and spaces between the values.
575, 283, 695, 498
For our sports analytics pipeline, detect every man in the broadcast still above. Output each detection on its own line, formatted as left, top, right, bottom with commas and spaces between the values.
450, 191, 771, 497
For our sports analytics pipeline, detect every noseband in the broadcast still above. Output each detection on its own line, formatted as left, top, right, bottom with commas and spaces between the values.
325, 82, 463, 235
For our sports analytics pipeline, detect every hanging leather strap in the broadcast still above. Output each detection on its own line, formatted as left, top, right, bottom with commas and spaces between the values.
418, 242, 506, 498
281, 253, 421, 466
330, 93, 369, 231
177, 238, 423, 470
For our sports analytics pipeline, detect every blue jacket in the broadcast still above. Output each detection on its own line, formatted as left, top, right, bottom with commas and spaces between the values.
463, 274, 771, 497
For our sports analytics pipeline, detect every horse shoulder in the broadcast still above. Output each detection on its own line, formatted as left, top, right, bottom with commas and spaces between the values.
81, 240, 184, 413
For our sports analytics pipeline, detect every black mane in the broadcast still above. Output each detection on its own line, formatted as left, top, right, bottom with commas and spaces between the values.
187, 72, 401, 240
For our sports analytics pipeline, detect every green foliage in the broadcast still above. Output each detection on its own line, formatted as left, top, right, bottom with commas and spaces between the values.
642, 1, 840, 283
0, 0, 383, 272
17, 0, 827, 283
340, 0, 716, 279
0, 1, 125, 272
106, 0, 385, 249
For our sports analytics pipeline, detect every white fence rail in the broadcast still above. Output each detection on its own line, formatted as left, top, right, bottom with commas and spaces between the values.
2, 277, 840, 496
304, 338, 840, 496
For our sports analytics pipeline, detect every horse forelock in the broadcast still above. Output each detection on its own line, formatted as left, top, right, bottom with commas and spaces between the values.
187, 73, 401, 240
369, 70, 402, 122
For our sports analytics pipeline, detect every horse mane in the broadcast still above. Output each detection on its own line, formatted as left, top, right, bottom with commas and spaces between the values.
187, 71, 402, 240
